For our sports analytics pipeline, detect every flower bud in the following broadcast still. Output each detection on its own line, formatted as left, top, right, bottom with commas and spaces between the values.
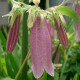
54, 18, 68, 48
6, 15, 20, 53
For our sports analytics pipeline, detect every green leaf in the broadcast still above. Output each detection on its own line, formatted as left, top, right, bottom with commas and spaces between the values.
73, 73, 78, 80
5, 54, 21, 80
66, 18, 74, 31
0, 31, 6, 50
1, 77, 14, 80
0, 28, 20, 79
21, 0, 29, 79
68, 33, 75, 40
55, 6, 80, 22
22, 11, 29, 80
5, 55, 15, 78
54, 71, 59, 80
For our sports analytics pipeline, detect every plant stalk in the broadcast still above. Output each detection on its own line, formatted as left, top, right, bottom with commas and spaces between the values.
15, 52, 30, 80
22, 0, 29, 80
46, 0, 49, 9
60, 50, 68, 80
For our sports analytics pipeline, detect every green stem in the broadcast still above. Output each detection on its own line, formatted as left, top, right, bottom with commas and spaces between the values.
60, 50, 68, 80
15, 52, 30, 80
22, 13, 29, 80
22, 0, 29, 80
60, 60, 67, 80
46, 0, 49, 9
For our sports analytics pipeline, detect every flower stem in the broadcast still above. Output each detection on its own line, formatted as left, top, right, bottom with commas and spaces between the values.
46, 0, 49, 9
60, 50, 68, 80
15, 52, 30, 80
21, 0, 29, 80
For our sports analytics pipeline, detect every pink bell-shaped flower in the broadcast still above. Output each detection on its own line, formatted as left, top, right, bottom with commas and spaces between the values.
30, 16, 54, 78
47, 23, 54, 38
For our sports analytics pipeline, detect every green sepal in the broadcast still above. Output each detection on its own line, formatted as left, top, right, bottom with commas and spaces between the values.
9, 8, 23, 27
52, 12, 60, 29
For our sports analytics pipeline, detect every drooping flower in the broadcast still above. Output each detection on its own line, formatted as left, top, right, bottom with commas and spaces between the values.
30, 16, 54, 78
47, 23, 55, 54
6, 15, 20, 53
54, 18, 68, 48
75, 3, 80, 40
47, 23, 54, 38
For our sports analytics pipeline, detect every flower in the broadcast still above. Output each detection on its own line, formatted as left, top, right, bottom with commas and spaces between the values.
30, 16, 54, 78
47, 23, 54, 38
54, 18, 68, 48
6, 15, 20, 53
75, 3, 80, 40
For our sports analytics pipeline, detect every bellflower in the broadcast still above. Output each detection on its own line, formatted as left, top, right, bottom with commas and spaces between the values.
47, 23, 54, 38
54, 18, 68, 48
75, 3, 80, 40
6, 15, 20, 53
30, 16, 54, 78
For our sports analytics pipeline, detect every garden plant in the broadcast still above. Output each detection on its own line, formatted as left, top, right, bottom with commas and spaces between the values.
0, 0, 80, 80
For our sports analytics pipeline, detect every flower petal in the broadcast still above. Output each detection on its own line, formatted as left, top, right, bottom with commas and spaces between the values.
6, 15, 20, 53
75, 4, 80, 40
41, 19, 54, 76
30, 16, 44, 78
47, 23, 54, 38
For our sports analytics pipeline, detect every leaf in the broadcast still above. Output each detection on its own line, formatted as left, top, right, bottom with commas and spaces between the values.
55, 6, 80, 22
66, 18, 74, 31
73, 74, 78, 80
54, 71, 59, 80
1, 77, 14, 80
0, 28, 20, 79
5, 55, 15, 78
0, 31, 6, 50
